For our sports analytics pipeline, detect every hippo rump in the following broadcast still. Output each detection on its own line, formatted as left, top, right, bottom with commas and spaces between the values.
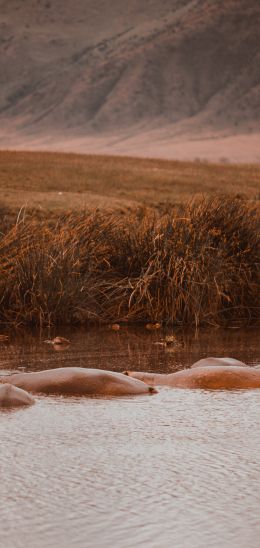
0, 383, 35, 407
0, 367, 156, 397
124, 357, 260, 390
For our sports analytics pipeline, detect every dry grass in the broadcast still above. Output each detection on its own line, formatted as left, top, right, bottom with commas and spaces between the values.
0, 196, 258, 327
0, 150, 259, 214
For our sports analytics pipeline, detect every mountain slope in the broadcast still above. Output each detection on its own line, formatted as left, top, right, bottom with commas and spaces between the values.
0, 0, 259, 160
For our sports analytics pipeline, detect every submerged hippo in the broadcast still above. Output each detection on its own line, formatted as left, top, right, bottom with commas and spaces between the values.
124, 357, 260, 390
0, 383, 35, 407
190, 357, 248, 368
0, 367, 156, 397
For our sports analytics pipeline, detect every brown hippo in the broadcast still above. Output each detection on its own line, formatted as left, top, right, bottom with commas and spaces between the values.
190, 357, 248, 368
0, 383, 35, 407
124, 357, 260, 390
0, 367, 156, 397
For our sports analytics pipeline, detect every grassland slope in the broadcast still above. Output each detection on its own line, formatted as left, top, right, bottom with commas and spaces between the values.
0, 151, 259, 215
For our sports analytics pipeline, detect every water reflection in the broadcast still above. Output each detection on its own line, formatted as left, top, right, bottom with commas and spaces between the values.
0, 326, 259, 374
0, 328, 259, 548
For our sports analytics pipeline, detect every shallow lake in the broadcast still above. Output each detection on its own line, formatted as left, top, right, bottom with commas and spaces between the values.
0, 327, 259, 548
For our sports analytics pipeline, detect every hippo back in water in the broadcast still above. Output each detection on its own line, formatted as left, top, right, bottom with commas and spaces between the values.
124, 357, 260, 390
0, 383, 35, 407
0, 368, 156, 397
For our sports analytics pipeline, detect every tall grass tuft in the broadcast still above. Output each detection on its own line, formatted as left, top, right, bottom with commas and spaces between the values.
0, 197, 259, 327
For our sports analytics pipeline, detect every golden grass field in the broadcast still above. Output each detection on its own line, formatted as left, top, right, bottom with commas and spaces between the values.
0, 150, 259, 214
0, 150, 259, 327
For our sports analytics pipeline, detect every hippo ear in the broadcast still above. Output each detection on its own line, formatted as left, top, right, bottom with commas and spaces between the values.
123, 371, 129, 376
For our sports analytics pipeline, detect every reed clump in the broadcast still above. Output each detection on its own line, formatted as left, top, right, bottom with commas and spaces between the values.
0, 196, 258, 327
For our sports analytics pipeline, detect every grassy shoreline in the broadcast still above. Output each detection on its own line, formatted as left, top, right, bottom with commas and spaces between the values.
0, 196, 259, 328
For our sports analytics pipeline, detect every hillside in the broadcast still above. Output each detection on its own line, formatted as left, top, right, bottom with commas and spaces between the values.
0, 0, 259, 161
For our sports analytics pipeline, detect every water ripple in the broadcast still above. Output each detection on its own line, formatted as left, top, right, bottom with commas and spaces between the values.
0, 329, 260, 548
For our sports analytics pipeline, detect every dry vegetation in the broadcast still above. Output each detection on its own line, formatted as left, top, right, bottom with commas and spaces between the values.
0, 196, 258, 328
0, 151, 260, 216
0, 151, 259, 328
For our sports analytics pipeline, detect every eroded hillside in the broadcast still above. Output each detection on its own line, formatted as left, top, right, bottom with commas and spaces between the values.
0, 0, 259, 160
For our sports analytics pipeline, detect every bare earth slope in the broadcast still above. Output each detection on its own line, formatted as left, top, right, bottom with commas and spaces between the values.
0, 0, 259, 161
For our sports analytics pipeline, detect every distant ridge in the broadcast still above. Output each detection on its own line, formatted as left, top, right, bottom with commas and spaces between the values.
0, 0, 259, 161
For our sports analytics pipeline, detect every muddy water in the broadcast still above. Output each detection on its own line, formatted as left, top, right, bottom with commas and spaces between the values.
0, 328, 259, 548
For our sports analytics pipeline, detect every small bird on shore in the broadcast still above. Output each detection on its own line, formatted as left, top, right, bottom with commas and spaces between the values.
44, 336, 70, 345
0, 334, 9, 342
153, 335, 181, 347
110, 323, 120, 331
145, 323, 161, 330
